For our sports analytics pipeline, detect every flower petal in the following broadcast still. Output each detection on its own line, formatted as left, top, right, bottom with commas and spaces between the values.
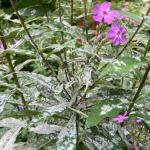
93, 4, 101, 15
93, 15, 103, 22
100, 2, 112, 11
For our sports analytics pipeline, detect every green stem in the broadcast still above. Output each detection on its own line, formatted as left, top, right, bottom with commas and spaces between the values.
71, 0, 74, 25
99, 7, 150, 74
83, 0, 89, 42
10, 0, 71, 100
68, 107, 88, 118
58, 0, 71, 82
127, 64, 150, 114
9, 0, 52, 72
144, 37, 150, 57
0, 36, 31, 120
117, 7, 150, 58
127, 35, 150, 115
45, 11, 49, 23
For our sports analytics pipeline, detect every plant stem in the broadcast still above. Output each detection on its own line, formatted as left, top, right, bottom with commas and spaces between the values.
10, 0, 71, 100
127, 64, 150, 115
70, 0, 75, 75
127, 35, 150, 115
68, 107, 88, 118
144, 37, 150, 57
9, 0, 52, 72
83, 0, 89, 42
99, 7, 150, 73
70, 0, 74, 25
45, 12, 49, 23
58, 0, 71, 82
117, 7, 150, 58
0, 36, 31, 120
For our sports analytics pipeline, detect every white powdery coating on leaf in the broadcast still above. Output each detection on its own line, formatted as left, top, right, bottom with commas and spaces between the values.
57, 115, 76, 150
114, 66, 121, 71
29, 124, 62, 134
0, 94, 8, 113
114, 60, 126, 66
0, 118, 27, 128
0, 127, 22, 150
100, 105, 113, 115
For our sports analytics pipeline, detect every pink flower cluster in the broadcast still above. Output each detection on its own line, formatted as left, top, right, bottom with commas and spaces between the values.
93, 2, 127, 46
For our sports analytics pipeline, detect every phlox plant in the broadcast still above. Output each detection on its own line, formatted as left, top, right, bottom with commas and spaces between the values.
0, 0, 150, 150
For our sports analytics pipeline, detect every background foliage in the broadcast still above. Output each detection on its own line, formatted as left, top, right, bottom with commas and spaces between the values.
0, 0, 150, 149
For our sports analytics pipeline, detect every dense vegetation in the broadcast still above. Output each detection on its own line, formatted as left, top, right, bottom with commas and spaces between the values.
0, 0, 150, 149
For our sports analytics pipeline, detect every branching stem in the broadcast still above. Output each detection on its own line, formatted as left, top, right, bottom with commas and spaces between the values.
0, 35, 31, 120
127, 64, 150, 114
116, 7, 150, 58
10, 0, 71, 100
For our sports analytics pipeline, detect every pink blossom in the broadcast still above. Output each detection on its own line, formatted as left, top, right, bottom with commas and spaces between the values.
108, 23, 127, 46
113, 112, 128, 124
0, 41, 4, 51
124, 2, 129, 7
135, 119, 142, 124
134, 143, 143, 150
93, 2, 119, 24
0, 40, 22, 51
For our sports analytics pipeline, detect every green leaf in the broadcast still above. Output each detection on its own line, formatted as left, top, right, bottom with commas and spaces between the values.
86, 99, 122, 128
52, 39, 76, 53
29, 124, 62, 134
0, 127, 22, 150
57, 115, 77, 150
119, 11, 141, 23
16, 0, 56, 14
16, 0, 42, 9
100, 56, 147, 77
0, 93, 11, 113
130, 112, 150, 121
2, 48, 35, 57
8, 110, 40, 118
0, 118, 27, 128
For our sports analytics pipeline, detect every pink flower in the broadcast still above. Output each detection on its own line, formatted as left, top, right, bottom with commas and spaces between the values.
134, 143, 143, 150
108, 23, 127, 46
135, 119, 142, 124
0, 40, 22, 51
93, 2, 119, 24
0, 41, 4, 51
113, 112, 128, 124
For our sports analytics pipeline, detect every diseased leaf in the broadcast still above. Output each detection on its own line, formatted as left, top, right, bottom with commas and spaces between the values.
29, 124, 62, 134
0, 118, 27, 128
86, 99, 122, 128
0, 93, 11, 113
2, 48, 35, 57
19, 72, 57, 99
57, 115, 77, 150
0, 127, 22, 150
52, 39, 76, 53
30, 102, 68, 116
9, 110, 40, 118
99, 57, 147, 77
